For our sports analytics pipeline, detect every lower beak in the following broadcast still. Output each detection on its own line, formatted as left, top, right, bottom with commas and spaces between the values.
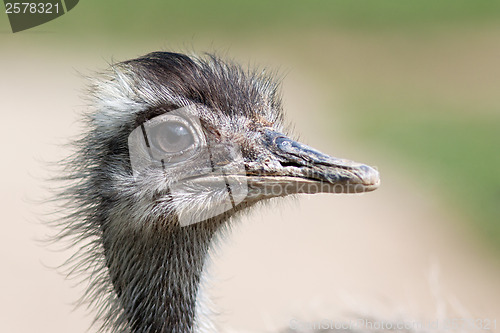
244, 130, 380, 199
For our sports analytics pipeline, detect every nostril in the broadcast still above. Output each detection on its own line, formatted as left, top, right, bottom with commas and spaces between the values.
275, 137, 292, 151
279, 160, 304, 168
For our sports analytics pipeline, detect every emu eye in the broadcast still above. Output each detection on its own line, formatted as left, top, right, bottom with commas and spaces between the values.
150, 121, 195, 153
129, 107, 204, 174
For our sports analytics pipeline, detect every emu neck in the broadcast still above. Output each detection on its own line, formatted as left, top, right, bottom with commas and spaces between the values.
101, 221, 221, 333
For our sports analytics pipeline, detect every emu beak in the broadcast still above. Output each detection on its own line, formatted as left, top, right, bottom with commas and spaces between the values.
244, 130, 380, 199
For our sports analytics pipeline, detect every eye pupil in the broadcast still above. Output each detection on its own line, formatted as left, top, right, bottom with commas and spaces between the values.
151, 121, 195, 153
165, 123, 189, 144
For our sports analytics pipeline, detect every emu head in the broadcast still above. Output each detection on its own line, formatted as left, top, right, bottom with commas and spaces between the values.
61, 52, 380, 333
86, 52, 379, 231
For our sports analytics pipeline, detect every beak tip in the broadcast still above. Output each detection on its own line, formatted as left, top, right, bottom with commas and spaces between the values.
359, 164, 380, 191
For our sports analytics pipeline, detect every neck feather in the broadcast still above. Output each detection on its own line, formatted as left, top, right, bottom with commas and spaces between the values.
101, 219, 222, 333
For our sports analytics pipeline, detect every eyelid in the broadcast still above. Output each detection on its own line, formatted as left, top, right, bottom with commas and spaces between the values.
147, 114, 191, 128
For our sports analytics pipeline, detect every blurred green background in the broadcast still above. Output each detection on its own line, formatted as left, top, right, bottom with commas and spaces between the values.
2, 0, 499, 249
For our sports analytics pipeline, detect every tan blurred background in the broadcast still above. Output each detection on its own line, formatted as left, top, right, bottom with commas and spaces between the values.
1, 2, 499, 332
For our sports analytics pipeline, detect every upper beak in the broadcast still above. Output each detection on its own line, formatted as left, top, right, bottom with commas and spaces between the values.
244, 130, 380, 199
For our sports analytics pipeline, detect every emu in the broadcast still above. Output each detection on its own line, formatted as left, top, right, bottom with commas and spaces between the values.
55, 52, 380, 333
